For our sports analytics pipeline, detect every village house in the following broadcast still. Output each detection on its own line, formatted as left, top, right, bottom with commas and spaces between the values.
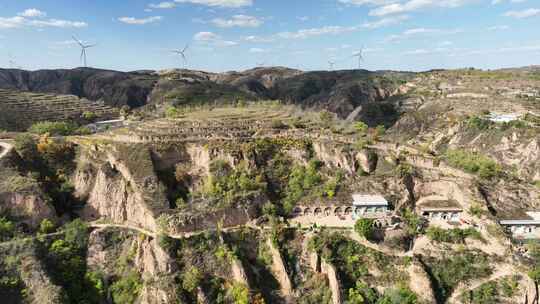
289, 194, 390, 227
500, 212, 540, 239
351, 194, 389, 220
417, 199, 463, 223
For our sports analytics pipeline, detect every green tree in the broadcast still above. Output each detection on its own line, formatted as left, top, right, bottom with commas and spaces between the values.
0, 217, 15, 241
39, 219, 56, 234
319, 111, 334, 127
110, 271, 142, 304
182, 267, 202, 293
354, 121, 369, 134
14, 134, 39, 162
354, 218, 375, 240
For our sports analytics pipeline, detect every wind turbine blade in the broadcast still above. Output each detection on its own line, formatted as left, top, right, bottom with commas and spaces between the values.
72, 35, 84, 47
182, 44, 189, 52
80, 49, 84, 63
85, 44, 97, 48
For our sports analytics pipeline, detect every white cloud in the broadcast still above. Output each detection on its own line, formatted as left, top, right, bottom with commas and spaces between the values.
31, 19, 88, 28
249, 47, 266, 53
488, 25, 509, 31
149, 2, 177, 9
385, 27, 463, 42
438, 40, 453, 46
18, 8, 46, 18
277, 25, 360, 39
362, 15, 408, 29
369, 0, 476, 17
0, 14, 87, 29
174, 0, 252, 8
297, 16, 310, 22
492, 0, 527, 4
194, 31, 238, 46
194, 31, 221, 41
118, 16, 163, 25
243, 35, 275, 43
504, 8, 540, 18
339, 0, 398, 5
211, 15, 262, 28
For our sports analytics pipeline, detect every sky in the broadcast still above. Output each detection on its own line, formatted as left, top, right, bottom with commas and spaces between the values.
0, 0, 539, 72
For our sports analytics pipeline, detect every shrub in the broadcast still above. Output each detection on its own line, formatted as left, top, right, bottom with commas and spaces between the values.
63, 219, 88, 250
39, 219, 56, 234
319, 111, 334, 127
110, 270, 142, 304
14, 134, 39, 162
426, 226, 484, 244
402, 208, 423, 236
182, 267, 202, 293
157, 233, 176, 253
354, 121, 368, 134
378, 286, 418, 304
283, 160, 322, 213
82, 111, 97, 121
0, 217, 15, 241
165, 106, 181, 118
444, 149, 502, 179
429, 251, 492, 301
271, 119, 287, 129
347, 281, 377, 304
228, 282, 250, 304
374, 125, 386, 139
467, 116, 492, 130
354, 218, 375, 240
28, 121, 78, 136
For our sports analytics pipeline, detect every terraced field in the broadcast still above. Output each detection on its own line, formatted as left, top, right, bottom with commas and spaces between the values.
107, 105, 356, 144
0, 89, 119, 131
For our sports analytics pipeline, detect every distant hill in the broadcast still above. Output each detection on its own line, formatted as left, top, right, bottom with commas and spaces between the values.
0, 67, 416, 129
0, 68, 157, 108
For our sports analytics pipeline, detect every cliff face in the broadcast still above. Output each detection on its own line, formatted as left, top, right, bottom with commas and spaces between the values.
72, 144, 167, 230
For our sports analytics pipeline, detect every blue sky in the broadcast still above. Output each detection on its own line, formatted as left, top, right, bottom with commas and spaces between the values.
0, 0, 539, 72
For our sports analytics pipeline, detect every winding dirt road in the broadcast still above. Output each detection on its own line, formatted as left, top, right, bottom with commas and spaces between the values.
0, 141, 13, 159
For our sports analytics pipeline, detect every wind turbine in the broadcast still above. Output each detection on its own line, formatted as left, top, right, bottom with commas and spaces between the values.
172, 44, 189, 68
352, 47, 364, 69
7, 53, 22, 69
72, 35, 96, 68
328, 60, 336, 71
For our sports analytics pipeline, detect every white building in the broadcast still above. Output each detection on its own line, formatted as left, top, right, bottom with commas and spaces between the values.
486, 112, 521, 123
352, 194, 389, 220
500, 212, 540, 239
418, 199, 463, 223
86, 119, 125, 132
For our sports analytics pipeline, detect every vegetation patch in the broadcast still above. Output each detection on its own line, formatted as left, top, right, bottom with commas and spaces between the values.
444, 149, 502, 179
425, 250, 493, 302
426, 226, 485, 244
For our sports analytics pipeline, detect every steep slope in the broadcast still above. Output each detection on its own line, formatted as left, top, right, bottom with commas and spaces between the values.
0, 68, 157, 108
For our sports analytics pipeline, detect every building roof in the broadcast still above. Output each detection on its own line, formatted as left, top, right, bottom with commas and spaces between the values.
352, 194, 388, 206
500, 220, 540, 225
417, 199, 462, 211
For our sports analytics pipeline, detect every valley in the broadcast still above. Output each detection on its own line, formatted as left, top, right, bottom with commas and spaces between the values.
0, 66, 539, 304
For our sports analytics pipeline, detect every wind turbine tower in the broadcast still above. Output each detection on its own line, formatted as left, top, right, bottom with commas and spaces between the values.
72, 36, 96, 68
172, 44, 189, 68
352, 47, 364, 69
